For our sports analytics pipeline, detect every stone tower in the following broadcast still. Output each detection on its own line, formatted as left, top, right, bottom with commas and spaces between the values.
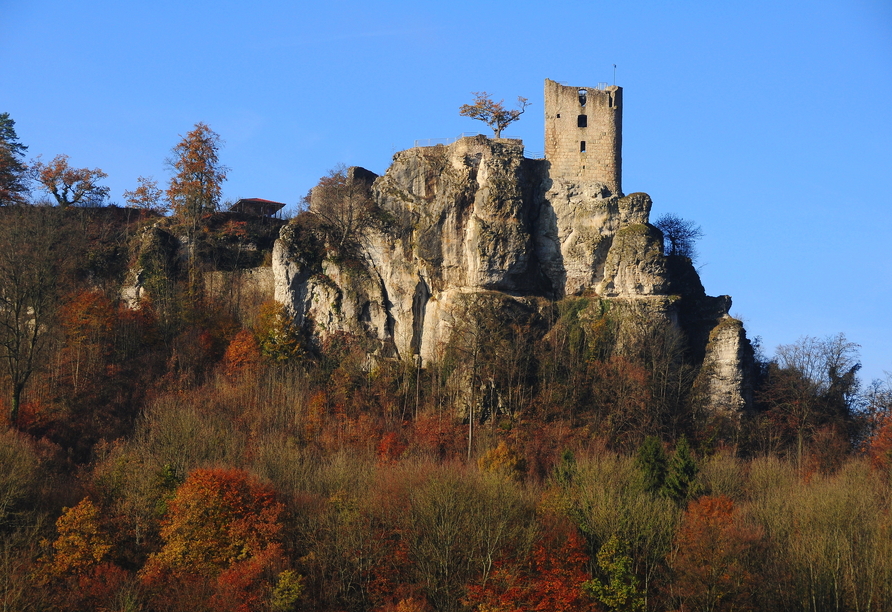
544, 78, 623, 196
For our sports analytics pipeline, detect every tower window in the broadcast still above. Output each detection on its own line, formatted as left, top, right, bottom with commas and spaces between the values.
578, 89, 587, 106
577, 115, 587, 128
556, 113, 561, 118
580, 141, 586, 153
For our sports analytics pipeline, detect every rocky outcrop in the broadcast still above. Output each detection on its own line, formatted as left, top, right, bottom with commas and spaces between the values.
272, 135, 753, 413
697, 316, 755, 417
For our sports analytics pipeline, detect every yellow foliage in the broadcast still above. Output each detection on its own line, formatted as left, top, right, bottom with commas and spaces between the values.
478, 441, 526, 479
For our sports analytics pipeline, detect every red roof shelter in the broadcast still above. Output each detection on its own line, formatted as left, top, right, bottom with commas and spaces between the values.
230, 198, 286, 217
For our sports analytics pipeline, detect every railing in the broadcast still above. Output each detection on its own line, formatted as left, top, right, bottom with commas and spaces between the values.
413, 134, 544, 160
414, 132, 480, 147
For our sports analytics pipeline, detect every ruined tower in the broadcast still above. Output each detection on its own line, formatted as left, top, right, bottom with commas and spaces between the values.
544, 78, 623, 196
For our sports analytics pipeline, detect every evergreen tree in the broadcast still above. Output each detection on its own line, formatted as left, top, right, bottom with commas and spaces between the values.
664, 436, 699, 503
0, 113, 30, 205
635, 436, 667, 494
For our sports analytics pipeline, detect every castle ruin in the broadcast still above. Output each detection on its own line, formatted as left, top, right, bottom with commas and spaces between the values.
544, 78, 623, 196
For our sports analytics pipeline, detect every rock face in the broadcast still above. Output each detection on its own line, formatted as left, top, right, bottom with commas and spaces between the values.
696, 317, 755, 417
273, 135, 753, 414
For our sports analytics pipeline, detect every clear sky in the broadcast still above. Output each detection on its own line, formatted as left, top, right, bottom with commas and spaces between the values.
3, 0, 890, 382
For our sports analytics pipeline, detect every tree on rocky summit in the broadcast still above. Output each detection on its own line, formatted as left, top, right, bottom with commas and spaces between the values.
459, 92, 530, 138
303, 165, 376, 254
32, 154, 110, 207
653, 213, 703, 261
123, 175, 169, 214
167, 122, 228, 221
0, 113, 30, 205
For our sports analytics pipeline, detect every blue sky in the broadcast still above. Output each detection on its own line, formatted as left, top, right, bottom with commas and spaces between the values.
3, 0, 890, 382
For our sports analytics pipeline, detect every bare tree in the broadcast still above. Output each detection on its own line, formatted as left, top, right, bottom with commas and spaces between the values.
653, 213, 703, 261
459, 92, 531, 138
0, 207, 65, 425
304, 165, 377, 254
760, 333, 861, 466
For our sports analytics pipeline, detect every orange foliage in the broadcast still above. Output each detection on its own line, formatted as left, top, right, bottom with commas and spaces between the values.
123, 175, 169, 213
37, 498, 130, 612
59, 290, 116, 388
32, 153, 109, 207
42, 498, 113, 577
867, 413, 892, 474
167, 122, 227, 218
222, 329, 261, 379
667, 495, 763, 612
142, 468, 284, 579
377, 430, 409, 464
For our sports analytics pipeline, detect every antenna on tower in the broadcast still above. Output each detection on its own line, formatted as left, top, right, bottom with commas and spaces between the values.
613, 64, 617, 86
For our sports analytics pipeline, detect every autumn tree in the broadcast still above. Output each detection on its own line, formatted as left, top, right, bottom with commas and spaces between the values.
222, 328, 261, 378
32, 154, 110, 207
459, 92, 531, 138
143, 467, 284, 578
123, 175, 169, 214
304, 165, 377, 254
0, 113, 30, 205
653, 213, 703, 261
167, 122, 228, 221
0, 207, 66, 425
466, 522, 596, 612
585, 534, 646, 612
42, 498, 113, 577
36, 498, 129, 612
667, 496, 763, 612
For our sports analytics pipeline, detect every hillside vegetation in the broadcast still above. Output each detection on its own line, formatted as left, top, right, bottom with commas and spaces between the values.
0, 203, 889, 612
1, 113, 890, 611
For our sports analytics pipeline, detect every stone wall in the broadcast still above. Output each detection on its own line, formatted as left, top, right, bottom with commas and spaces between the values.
544, 79, 622, 196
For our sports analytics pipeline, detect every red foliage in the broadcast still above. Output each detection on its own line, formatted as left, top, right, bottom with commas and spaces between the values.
466, 522, 596, 612
409, 412, 465, 460
210, 545, 286, 612
377, 430, 409, 464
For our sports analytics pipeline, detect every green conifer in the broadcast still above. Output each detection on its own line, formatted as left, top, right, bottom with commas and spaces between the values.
664, 435, 699, 503
635, 436, 667, 494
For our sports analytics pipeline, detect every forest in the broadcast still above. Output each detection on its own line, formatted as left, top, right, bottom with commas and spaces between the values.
1, 115, 891, 612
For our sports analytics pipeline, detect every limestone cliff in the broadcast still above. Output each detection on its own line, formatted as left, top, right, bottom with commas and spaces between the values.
273, 135, 753, 414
